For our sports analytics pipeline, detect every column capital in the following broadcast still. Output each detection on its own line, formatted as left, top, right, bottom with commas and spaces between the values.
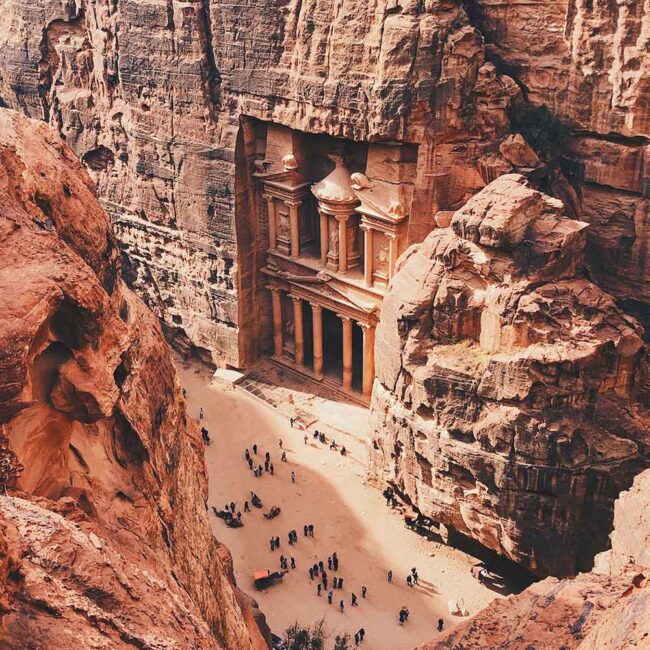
385, 231, 399, 241
309, 302, 323, 313
284, 199, 303, 208
262, 193, 275, 202
290, 294, 302, 304
359, 223, 373, 233
359, 321, 375, 332
268, 286, 282, 296
334, 213, 352, 223
336, 313, 352, 323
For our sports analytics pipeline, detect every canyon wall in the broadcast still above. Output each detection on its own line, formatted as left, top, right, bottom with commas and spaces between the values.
369, 174, 650, 577
0, 110, 266, 649
0, 0, 646, 363
424, 468, 650, 650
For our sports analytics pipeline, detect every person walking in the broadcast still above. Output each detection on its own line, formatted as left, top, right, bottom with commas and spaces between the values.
258, 464, 263, 475
282, 451, 288, 463
317, 583, 322, 596
289, 417, 295, 428
244, 500, 250, 512
199, 407, 204, 420
339, 577, 344, 590
318, 561, 324, 572
291, 556, 296, 569
332, 552, 339, 570
275, 536, 280, 548
248, 457, 253, 470
351, 593, 358, 606
359, 628, 365, 642
291, 471, 295, 483
309, 567, 314, 580
308, 524, 314, 536
322, 575, 328, 590
406, 574, 413, 587
270, 538, 275, 552
279, 438, 284, 448
413, 569, 419, 584
229, 501, 235, 512
270, 463, 274, 475
328, 556, 333, 570
437, 618, 444, 632
361, 586, 367, 598
327, 591, 333, 605
288, 532, 293, 546
339, 600, 344, 612
304, 434, 308, 445
304, 524, 309, 537
252, 443, 258, 455
354, 632, 360, 647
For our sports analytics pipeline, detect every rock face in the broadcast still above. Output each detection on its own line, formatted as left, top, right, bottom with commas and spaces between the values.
423, 469, 650, 650
0, 110, 266, 649
0, 0, 646, 363
369, 174, 650, 578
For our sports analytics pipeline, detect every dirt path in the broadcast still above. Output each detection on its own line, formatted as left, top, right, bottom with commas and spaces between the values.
177, 361, 498, 650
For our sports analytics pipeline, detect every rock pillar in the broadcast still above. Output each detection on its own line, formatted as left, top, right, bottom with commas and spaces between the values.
270, 287, 283, 356
264, 194, 277, 250
311, 304, 323, 378
340, 315, 353, 389
319, 212, 329, 265
287, 200, 302, 257
292, 295, 304, 366
361, 323, 375, 397
361, 225, 373, 286
337, 216, 348, 272
387, 233, 399, 279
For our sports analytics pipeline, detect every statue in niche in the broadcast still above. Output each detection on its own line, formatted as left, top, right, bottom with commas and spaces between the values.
329, 223, 339, 254
376, 243, 389, 271
277, 208, 290, 239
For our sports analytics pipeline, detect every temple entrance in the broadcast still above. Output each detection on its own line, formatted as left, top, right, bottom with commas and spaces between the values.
352, 321, 363, 392
302, 300, 314, 370
322, 308, 342, 382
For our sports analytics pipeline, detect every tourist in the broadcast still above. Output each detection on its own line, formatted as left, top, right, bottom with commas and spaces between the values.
308, 524, 314, 536
199, 406, 204, 420
339, 577, 344, 590
245, 449, 250, 461
182, 388, 187, 398
303, 524, 309, 537
330, 439, 337, 450
291, 556, 296, 569
236, 511, 242, 520
351, 593, 358, 606
258, 464, 263, 475
288, 532, 293, 546
248, 457, 253, 470
312, 563, 319, 576
413, 569, 419, 584
328, 556, 332, 570
252, 443, 258, 455
317, 583, 322, 596
406, 574, 413, 587
264, 459, 270, 472
322, 575, 328, 590
340, 446, 346, 455
279, 437, 284, 447
359, 628, 365, 642
270, 538, 275, 552
354, 632, 360, 646
319, 433, 326, 443
318, 560, 324, 572
327, 591, 333, 604
244, 500, 250, 512
309, 567, 314, 580
270, 463, 274, 475
291, 471, 295, 482
282, 451, 288, 462
275, 536, 280, 548
437, 618, 444, 632
333, 577, 338, 589
339, 600, 345, 612
290, 417, 295, 428
304, 434, 308, 445
280, 554, 286, 569
265, 451, 270, 462
332, 552, 339, 570
230, 501, 235, 512
313, 430, 319, 440
201, 427, 210, 444
361, 585, 367, 598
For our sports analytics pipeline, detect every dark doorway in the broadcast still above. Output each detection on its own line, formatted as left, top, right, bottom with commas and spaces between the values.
352, 320, 363, 392
322, 308, 342, 382
302, 301, 314, 370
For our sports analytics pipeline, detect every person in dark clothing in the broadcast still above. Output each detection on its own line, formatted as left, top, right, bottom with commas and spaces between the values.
283, 452, 288, 463
288, 533, 293, 546
264, 459, 270, 472
258, 464, 263, 475
313, 563, 319, 576
252, 444, 258, 455
270, 538, 275, 552
275, 536, 280, 547
304, 525, 309, 537
270, 463, 274, 475
387, 570, 393, 582
244, 501, 250, 512
245, 449, 250, 461
358, 628, 365, 642
317, 583, 322, 596
327, 591, 333, 604
318, 561, 324, 572
413, 570, 419, 584
339, 600, 344, 612
354, 633, 359, 646
308, 524, 314, 536
291, 556, 296, 569
406, 575, 413, 587
437, 619, 444, 632
309, 567, 314, 580
265, 451, 270, 461
248, 457, 254, 470
361, 586, 367, 598
339, 578, 344, 590
328, 556, 333, 570
332, 552, 339, 570
351, 593, 358, 606
230, 501, 235, 512
322, 575, 328, 590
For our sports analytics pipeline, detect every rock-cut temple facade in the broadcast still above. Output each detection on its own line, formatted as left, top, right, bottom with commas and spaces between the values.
252, 123, 416, 402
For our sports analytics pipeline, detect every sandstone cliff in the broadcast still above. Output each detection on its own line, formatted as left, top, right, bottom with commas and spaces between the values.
0, 110, 267, 649
369, 174, 650, 578
424, 468, 650, 650
0, 0, 646, 363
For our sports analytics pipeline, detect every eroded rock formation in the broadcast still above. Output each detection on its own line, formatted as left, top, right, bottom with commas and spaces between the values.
424, 468, 650, 650
0, 1, 646, 362
0, 110, 267, 649
369, 174, 650, 577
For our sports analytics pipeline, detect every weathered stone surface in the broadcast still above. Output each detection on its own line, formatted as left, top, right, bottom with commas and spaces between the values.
370, 174, 650, 578
0, 110, 266, 649
0, 1, 647, 362
423, 469, 650, 650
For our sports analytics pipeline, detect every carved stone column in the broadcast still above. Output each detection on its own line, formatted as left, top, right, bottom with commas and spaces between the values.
311, 303, 323, 378
270, 287, 283, 357
286, 200, 302, 258
387, 232, 399, 279
337, 215, 349, 273
361, 224, 373, 286
319, 212, 329, 265
360, 322, 376, 397
264, 194, 277, 250
339, 315, 353, 390
292, 295, 304, 366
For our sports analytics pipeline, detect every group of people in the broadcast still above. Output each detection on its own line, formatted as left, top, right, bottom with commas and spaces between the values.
306, 429, 347, 456
244, 441, 290, 478
406, 566, 419, 587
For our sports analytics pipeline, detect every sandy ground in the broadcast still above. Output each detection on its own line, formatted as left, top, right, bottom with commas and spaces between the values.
177, 360, 501, 650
